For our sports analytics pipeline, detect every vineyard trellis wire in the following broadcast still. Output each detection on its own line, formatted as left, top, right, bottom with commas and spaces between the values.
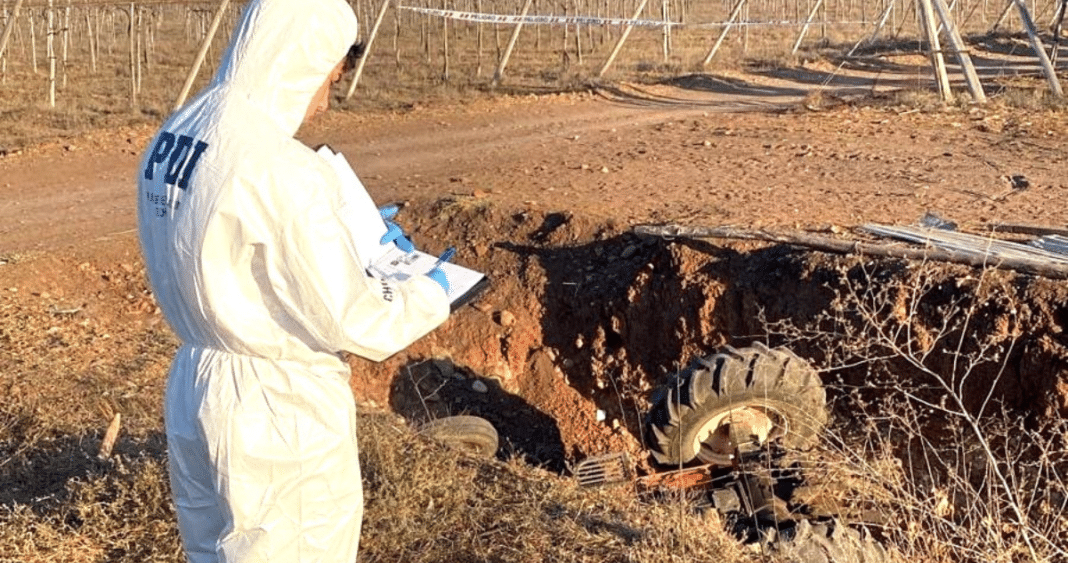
0, 0, 1066, 138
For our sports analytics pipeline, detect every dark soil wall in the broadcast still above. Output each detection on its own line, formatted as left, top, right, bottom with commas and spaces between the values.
348, 196, 1068, 467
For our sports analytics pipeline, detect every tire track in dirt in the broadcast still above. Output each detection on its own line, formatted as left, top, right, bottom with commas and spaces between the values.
0, 88, 797, 254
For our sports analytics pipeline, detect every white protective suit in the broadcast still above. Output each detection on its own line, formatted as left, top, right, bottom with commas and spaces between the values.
136, 0, 450, 561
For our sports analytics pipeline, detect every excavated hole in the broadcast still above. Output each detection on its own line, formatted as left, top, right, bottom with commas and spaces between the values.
363, 197, 1068, 473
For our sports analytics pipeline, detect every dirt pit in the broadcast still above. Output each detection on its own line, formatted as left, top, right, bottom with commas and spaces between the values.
3, 192, 1067, 479
343, 195, 1068, 473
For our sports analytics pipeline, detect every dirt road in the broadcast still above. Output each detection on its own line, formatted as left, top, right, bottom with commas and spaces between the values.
3, 76, 1068, 257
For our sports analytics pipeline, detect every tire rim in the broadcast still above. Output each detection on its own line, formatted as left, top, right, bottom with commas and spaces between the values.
693, 405, 784, 465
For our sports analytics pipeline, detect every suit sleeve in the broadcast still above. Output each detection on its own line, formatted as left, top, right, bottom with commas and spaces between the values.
263, 176, 450, 362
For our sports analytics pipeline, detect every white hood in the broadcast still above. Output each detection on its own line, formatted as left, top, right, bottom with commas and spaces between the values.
211, 0, 358, 135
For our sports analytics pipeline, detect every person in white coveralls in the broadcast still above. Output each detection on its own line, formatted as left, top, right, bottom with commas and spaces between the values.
136, 0, 451, 561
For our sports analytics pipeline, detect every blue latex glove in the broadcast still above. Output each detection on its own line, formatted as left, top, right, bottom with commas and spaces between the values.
380, 222, 415, 252
425, 247, 455, 293
377, 204, 415, 252
426, 269, 449, 293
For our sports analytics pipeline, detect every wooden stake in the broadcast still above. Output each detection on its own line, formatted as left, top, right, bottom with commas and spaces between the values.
848, 0, 894, 56
29, 7, 36, 73
345, 0, 391, 99
575, 21, 582, 65
127, 3, 136, 109
992, 0, 1014, 29
135, 6, 142, 95
475, 0, 483, 76
1012, 0, 1063, 96
918, 0, 953, 101
98, 413, 121, 460
47, 0, 55, 107
174, 0, 230, 111
792, 0, 825, 55
661, 0, 669, 62
597, 0, 648, 77
931, 0, 987, 103
492, 0, 533, 86
441, 2, 449, 82
85, 7, 96, 72
0, 0, 21, 67
393, 5, 401, 67
703, 0, 744, 65
60, 1, 68, 89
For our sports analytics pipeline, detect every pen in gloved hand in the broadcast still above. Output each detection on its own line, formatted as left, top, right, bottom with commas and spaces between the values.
433, 247, 456, 270
425, 247, 455, 293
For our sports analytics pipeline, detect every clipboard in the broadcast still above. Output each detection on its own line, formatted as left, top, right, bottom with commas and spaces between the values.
317, 145, 489, 309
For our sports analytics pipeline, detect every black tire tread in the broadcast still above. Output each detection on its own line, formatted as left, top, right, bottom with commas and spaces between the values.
421, 415, 499, 457
646, 343, 828, 465
765, 519, 891, 563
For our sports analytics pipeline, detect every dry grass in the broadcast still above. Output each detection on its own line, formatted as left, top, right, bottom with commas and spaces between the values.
357, 412, 755, 563
0, 405, 756, 563
768, 258, 1068, 563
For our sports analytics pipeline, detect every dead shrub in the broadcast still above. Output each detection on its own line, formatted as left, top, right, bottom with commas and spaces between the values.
768, 258, 1068, 563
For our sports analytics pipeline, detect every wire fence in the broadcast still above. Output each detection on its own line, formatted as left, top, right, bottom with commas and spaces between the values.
0, 0, 1065, 142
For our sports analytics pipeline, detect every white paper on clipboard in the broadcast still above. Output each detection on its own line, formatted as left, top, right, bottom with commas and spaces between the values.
317, 146, 488, 307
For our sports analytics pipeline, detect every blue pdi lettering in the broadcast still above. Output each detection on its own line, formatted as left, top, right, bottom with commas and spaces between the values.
143, 132, 209, 190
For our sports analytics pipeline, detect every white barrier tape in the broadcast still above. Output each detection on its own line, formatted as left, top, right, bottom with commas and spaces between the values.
399, 6, 671, 27
398, 6, 871, 29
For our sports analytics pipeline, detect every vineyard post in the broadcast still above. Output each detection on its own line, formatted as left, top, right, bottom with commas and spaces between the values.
703, 0, 744, 65
135, 6, 142, 96
47, 0, 54, 107
848, 0, 894, 56
491, 0, 533, 86
128, 3, 136, 109
574, 20, 582, 66
392, 2, 401, 66
596, 0, 648, 77
660, 0, 669, 61
174, 0, 231, 111
561, 1, 568, 56
742, 0, 748, 54
441, 0, 449, 82
918, 0, 953, 101
344, 0, 390, 99
1, 4, 5, 83
1012, 0, 1063, 95
792, 0, 825, 55
30, 7, 36, 73
891, 0, 916, 37
475, 0, 483, 75
421, 0, 429, 63
0, 0, 23, 63
85, 7, 96, 72
60, 0, 68, 89
820, 0, 827, 39
930, 0, 987, 102
992, 0, 1013, 29
933, 0, 956, 34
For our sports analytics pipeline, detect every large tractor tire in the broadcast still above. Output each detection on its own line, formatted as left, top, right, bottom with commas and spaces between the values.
763, 519, 891, 563
646, 343, 828, 466
420, 415, 499, 458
